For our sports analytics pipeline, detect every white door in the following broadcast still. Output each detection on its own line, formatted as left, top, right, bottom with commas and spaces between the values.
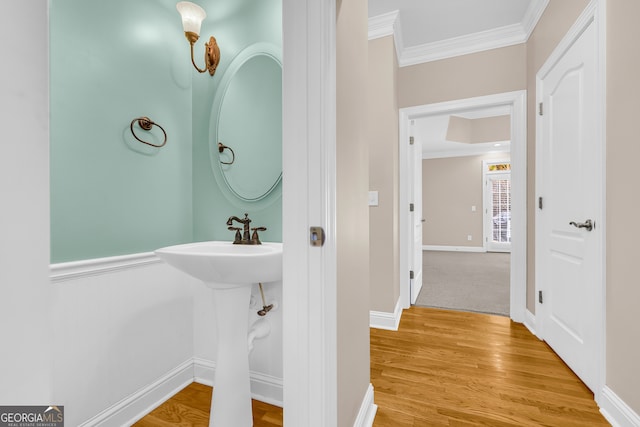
485, 172, 511, 253
409, 134, 423, 304
537, 19, 602, 392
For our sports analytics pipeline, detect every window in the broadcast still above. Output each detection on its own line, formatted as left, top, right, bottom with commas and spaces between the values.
485, 161, 511, 252
491, 178, 511, 244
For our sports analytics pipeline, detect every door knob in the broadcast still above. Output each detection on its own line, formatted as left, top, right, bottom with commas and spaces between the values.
569, 219, 594, 231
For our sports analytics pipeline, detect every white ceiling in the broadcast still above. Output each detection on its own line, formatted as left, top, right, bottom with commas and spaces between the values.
413, 112, 511, 159
369, 0, 532, 47
367, 1, 543, 157
368, 0, 548, 65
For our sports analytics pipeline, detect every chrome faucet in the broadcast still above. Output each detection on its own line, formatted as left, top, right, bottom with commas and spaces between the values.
226, 213, 266, 245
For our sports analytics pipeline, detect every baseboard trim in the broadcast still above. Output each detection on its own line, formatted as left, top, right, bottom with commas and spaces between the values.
79, 359, 194, 427
600, 386, 640, 427
370, 298, 403, 331
524, 309, 538, 338
423, 245, 485, 253
353, 383, 378, 427
193, 357, 284, 408
79, 357, 284, 426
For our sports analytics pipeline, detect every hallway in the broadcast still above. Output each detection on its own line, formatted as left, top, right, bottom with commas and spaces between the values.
416, 251, 510, 316
135, 306, 608, 426
371, 306, 608, 426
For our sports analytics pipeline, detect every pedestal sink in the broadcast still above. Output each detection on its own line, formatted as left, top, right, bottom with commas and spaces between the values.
155, 241, 282, 427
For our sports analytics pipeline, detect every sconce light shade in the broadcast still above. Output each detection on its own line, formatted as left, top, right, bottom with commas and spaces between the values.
176, 1, 220, 76
176, 1, 206, 36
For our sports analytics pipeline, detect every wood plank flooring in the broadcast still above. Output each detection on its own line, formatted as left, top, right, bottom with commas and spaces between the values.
371, 307, 609, 426
132, 382, 282, 427
134, 306, 608, 426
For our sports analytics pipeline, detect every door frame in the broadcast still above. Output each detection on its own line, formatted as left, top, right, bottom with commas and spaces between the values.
535, 0, 606, 401
282, 0, 338, 424
399, 90, 527, 322
408, 132, 423, 304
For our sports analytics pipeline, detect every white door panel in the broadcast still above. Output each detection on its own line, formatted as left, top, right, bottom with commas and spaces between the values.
537, 20, 600, 392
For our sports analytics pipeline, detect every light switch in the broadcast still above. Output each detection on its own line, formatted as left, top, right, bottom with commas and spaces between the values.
471, 205, 477, 212
368, 191, 379, 206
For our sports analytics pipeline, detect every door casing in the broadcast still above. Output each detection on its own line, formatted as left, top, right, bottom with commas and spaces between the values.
408, 131, 423, 303
399, 90, 527, 323
282, 0, 338, 424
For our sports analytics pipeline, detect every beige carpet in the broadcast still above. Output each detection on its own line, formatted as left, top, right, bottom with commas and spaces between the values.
415, 251, 510, 316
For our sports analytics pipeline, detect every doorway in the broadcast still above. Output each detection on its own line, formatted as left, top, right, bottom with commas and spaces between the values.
399, 91, 527, 322
414, 137, 512, 316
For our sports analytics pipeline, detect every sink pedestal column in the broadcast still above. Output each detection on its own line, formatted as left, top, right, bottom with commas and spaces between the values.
209, 284, 253, 427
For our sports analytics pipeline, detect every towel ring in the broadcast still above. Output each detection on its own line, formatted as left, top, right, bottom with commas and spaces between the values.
130, 117, 167, 148
218, 142, 235, 165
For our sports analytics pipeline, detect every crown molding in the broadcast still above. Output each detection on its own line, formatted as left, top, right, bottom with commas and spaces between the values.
522, 0, 551, 38
369, 0, 549, 67
367, 10, 398, 40
399, 23, 526, 67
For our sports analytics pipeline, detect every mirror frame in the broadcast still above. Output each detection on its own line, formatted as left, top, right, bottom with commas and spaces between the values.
209, 42, 283, 208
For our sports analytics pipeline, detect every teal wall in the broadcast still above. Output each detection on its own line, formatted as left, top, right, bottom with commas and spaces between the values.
50, 0, 193, 262
50, 0, 282, 263
192, 0, 282, 243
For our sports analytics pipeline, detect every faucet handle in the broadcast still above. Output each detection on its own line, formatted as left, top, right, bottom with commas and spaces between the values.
228, 226, 243, 244
251, 227, 267, 245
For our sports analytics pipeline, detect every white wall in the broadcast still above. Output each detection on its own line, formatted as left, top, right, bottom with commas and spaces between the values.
48, 259, 283, 426
0, 1, 53, 405
51, 264, 196, 425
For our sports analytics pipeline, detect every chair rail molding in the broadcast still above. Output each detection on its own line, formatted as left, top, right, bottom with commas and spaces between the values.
50, 252, 161, 283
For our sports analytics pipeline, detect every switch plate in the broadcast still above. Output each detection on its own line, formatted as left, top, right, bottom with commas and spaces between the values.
471, 205, 476, 212
368, 191, 379, 206
467, 235, 472, 241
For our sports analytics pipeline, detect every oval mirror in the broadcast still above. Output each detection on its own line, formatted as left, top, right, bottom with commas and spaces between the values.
210, 43, 282, 204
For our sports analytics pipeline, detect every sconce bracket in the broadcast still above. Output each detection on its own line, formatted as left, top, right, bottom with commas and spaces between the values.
204, 36, 220, 76
184, 33, 220, 76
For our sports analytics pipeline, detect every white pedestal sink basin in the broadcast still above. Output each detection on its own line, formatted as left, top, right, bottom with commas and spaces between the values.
155, 241, 282, 286
155, 241, 282, 427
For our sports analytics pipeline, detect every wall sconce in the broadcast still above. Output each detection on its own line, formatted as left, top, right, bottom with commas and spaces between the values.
176, 1, 220, 76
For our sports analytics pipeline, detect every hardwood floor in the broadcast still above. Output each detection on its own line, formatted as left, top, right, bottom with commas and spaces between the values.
132, 382, 282, 427
371, 307, 609, 426
135, 307, 608, 426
